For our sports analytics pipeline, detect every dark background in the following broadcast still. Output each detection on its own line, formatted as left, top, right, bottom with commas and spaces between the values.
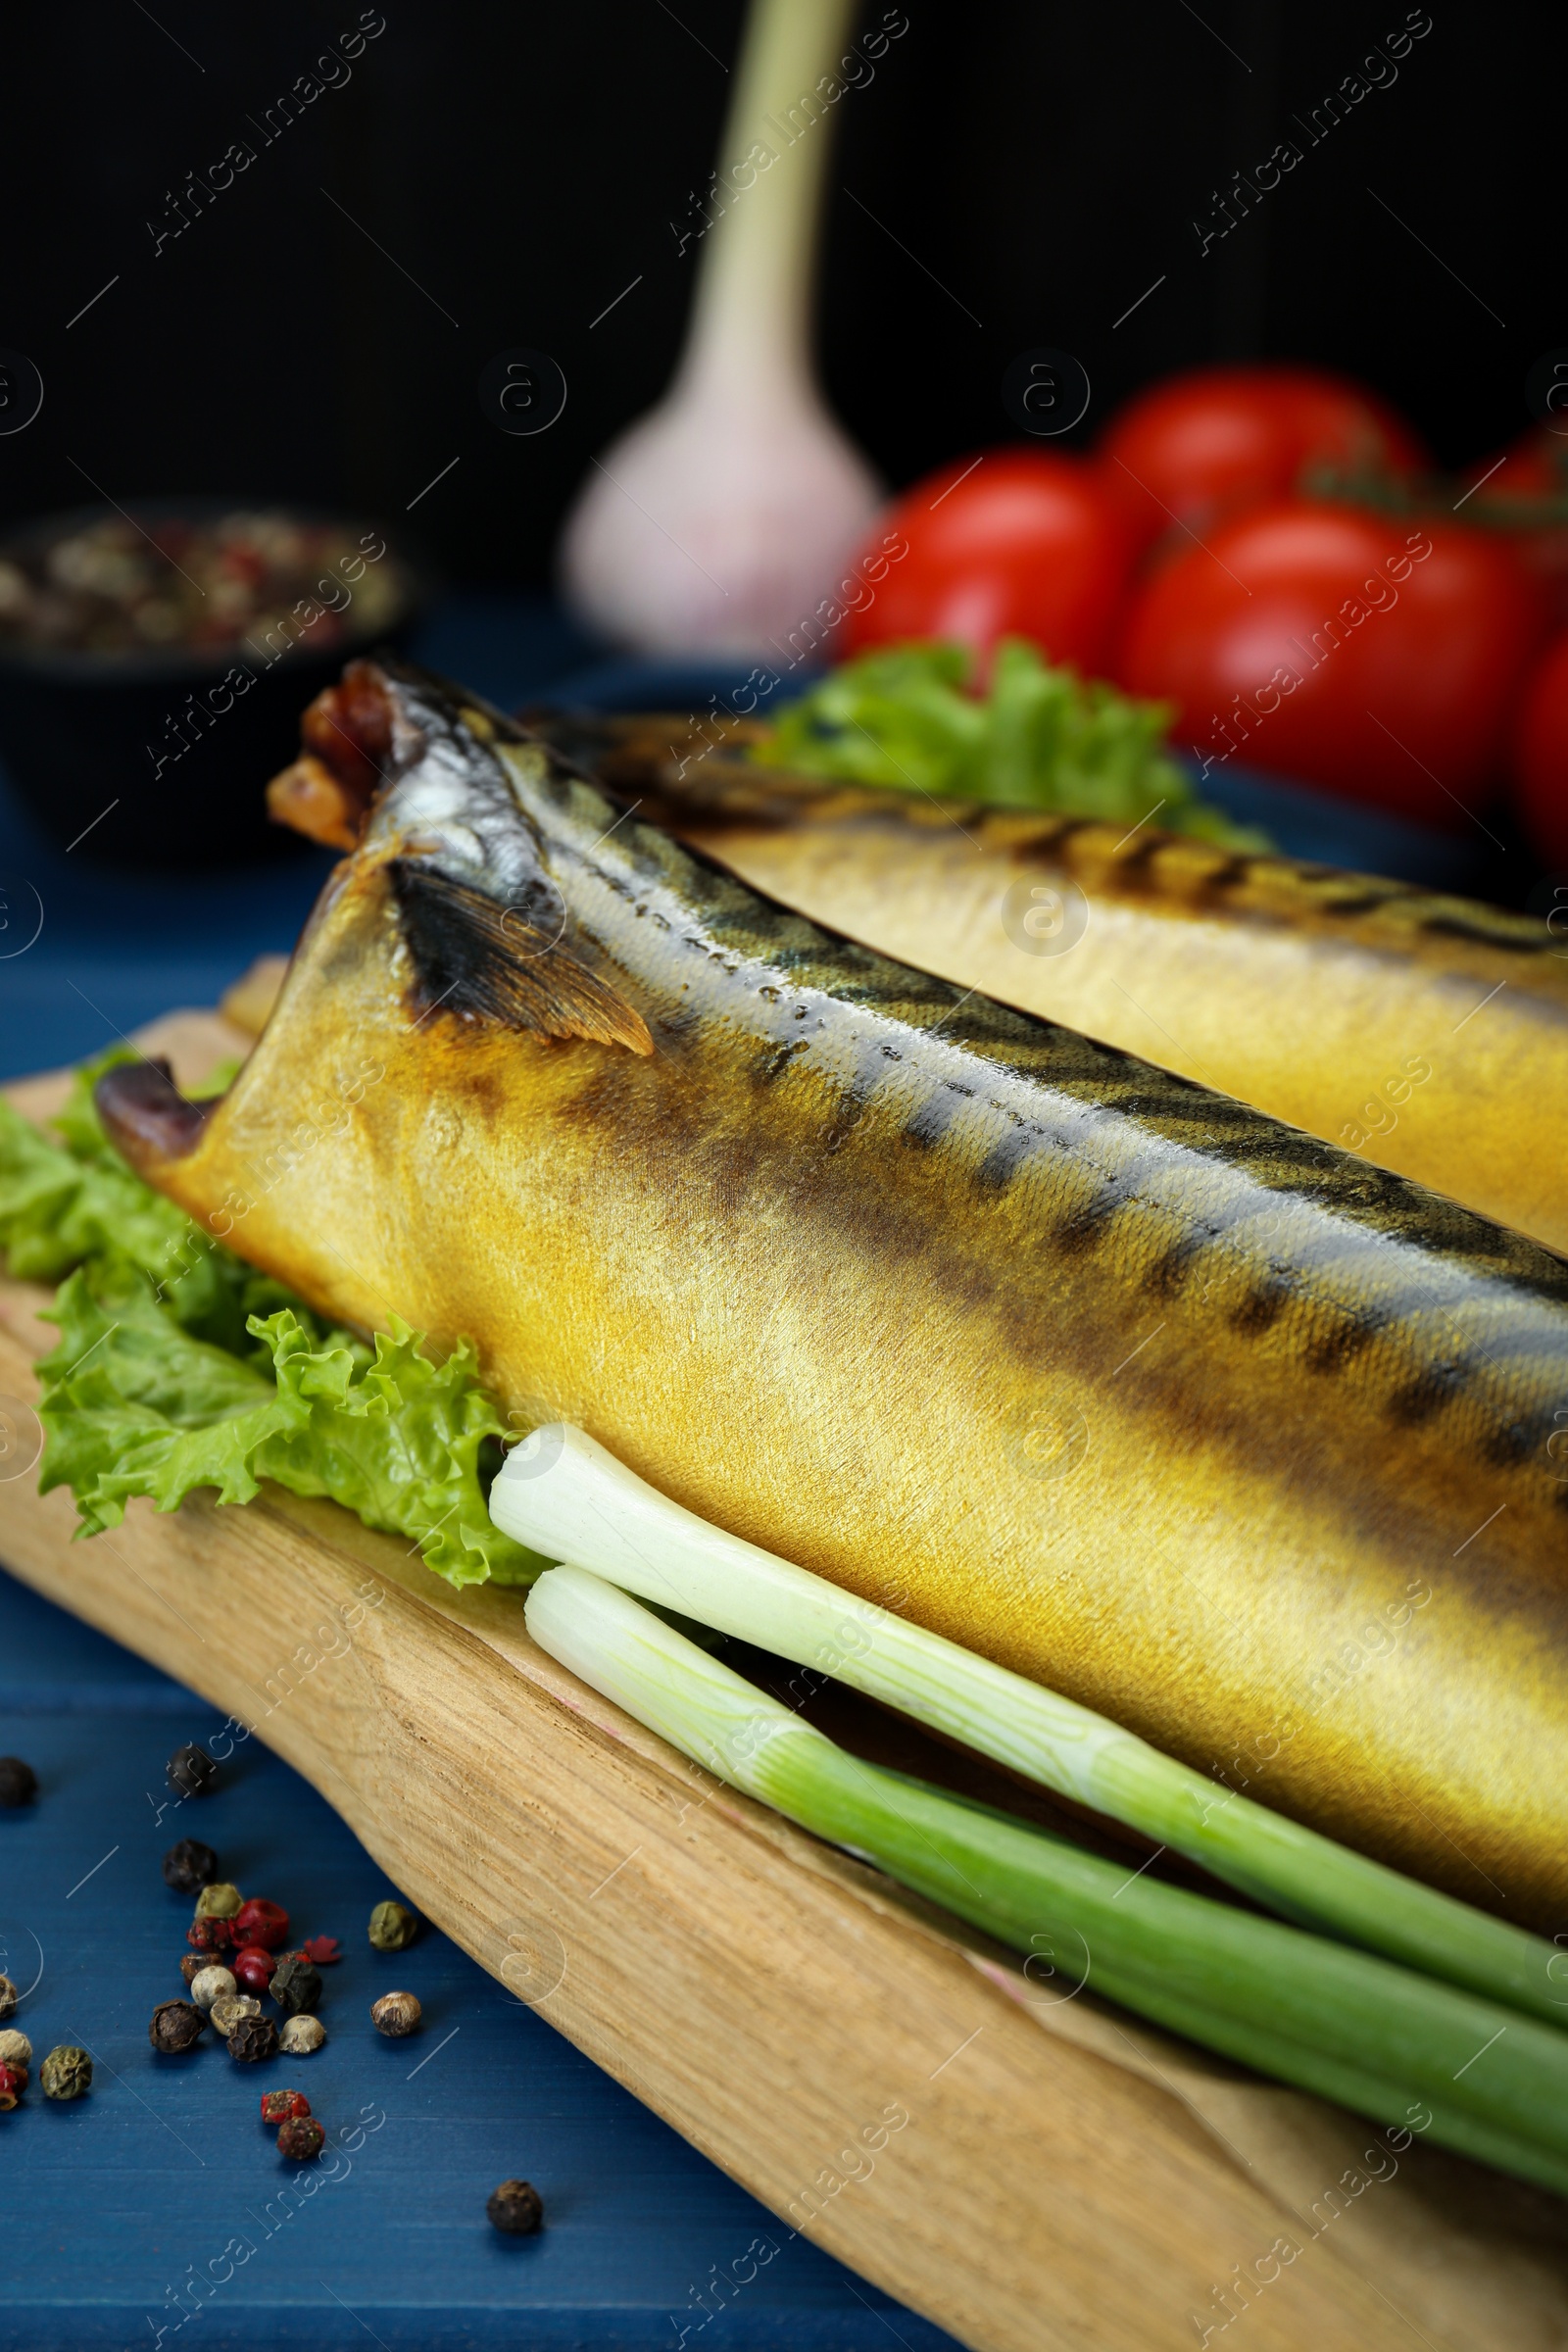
0, 0, 1549, 584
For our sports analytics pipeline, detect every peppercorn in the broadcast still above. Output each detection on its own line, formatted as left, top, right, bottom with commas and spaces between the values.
162, 1838, 219, 1894
188, 1965, 236, 2012
0, 1975, 18, 2023
231, 1943, 276, 1996
210, 1993, 261, 2037
40, 2045, 92, 2099
260, 2087, 311, 2124
270, 1951, 322, 2019
226, 2014, 278, 2064
166, 1742, 219, 1797
370, 1990, 421, 2037
185, 1916, 232, 1955
0, 2029, 32, 2070
276, 2115, 325, 2162
194, 1881, 243, 1921
487, 2179, 544, 2236
179, 1954, 205, 1989
0, 2064, 25, 2111
368, 1899, 419, 1952
149, 2000, 206, 2056
277, 2015, 326, 2056
231, 1897, 288, 1951
0, 1755, 37, 1807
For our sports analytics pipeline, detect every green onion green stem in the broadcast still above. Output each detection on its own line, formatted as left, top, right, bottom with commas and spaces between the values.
493, 1426, 1566, 2028
524, 1564, 1568, 2196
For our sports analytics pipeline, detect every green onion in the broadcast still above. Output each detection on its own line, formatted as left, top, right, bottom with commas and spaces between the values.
524, 1564, 1568, 2195
491, 1427, 1563, 2026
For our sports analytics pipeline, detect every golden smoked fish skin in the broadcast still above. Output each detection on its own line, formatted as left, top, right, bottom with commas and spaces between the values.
538, 716, 1568, 1255
99, 665, 1568, 1927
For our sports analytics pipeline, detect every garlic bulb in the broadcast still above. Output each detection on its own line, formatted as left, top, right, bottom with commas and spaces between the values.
561, 0, 881, 657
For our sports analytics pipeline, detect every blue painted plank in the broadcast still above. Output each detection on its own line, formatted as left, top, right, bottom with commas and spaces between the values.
0, 1565, 962, 2352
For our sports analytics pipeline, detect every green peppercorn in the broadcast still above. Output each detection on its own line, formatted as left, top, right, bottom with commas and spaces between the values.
194, 1881, 243, 1921
149, 2000, 206, 2056
40, 2045, 92, 2099
270, 1951, 322, 2018
0, 1975, 17, 2024
227, 2014, 278, 2064
162, 1838, 219, 1894
487, 2179, 544, 2235
0, 1755, 37, 1807
368, 1899, 419, 1952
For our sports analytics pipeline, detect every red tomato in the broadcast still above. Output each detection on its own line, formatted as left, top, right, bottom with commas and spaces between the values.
1101, 366, 1425, 556
1459, 428, 1568, 621
1513, 631, 1568, 862
1118, 501, 1547, 824
842, 449, 1137, 675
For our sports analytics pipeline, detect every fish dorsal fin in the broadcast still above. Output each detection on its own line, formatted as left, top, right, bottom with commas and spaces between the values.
386, 858, 653, 1055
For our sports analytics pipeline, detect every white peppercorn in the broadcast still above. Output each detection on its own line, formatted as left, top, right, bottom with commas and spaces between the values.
189, 1964, 236, 2012
209, 1992, 261, 2036
277, 2014, 326, 2056
0, 2029, 31, 2069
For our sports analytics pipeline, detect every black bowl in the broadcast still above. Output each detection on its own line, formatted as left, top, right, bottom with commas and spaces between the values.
0, 499, 431, 870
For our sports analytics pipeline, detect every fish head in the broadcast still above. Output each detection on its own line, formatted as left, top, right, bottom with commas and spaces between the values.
93, 659, 654, 1320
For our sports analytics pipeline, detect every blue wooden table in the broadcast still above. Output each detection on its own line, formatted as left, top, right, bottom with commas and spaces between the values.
0, 1563, 961, 2352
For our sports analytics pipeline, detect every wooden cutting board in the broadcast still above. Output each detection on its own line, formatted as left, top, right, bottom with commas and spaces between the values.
4, 1010, 1568, 2352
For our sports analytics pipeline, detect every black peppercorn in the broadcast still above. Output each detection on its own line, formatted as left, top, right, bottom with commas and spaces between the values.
0, 1756, 37, 1807
269, 1951, 322, 2019
370, 1990, 421, 2037
0, 1975, 18, 2024
276, 2115, 325, 2162
487, 2179, 544, 2235
162, 1838, 219, 1893
227, 2014, 278, 2064
149, 2000, 206, 2055
179, 1954, 204, 1989
167, 1742, 219, 1797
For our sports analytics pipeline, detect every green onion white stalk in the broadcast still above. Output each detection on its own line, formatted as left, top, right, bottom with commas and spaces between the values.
525, 1564, 1568, 2194
559, 0, 880, 652
492, 1426, 1564, 2026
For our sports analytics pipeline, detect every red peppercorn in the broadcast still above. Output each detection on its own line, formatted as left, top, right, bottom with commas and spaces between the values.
231, 1897, 289, 1952
260, 2087, 311, 2124
301, 1935, 341, 1966
276, 2115, 325, 2162
185, 1916, 232, 1954
0, 2063, 24, 2111
231, 1943, 277, 1995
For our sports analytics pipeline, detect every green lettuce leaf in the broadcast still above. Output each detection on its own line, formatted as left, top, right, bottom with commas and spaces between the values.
3, 1047, 546, 1589
37, 1262, 547, 1587
752, 637, 1269, 851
